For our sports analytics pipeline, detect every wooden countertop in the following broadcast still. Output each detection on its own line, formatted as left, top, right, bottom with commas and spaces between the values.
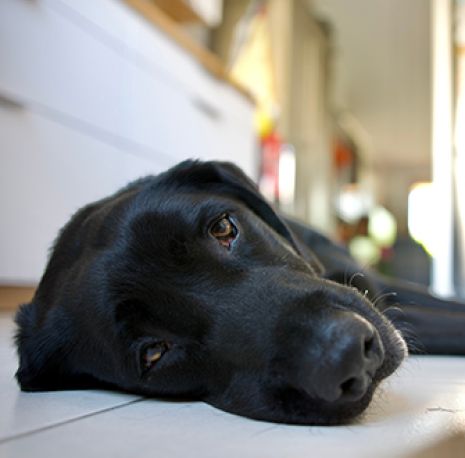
123, 0, 254, 104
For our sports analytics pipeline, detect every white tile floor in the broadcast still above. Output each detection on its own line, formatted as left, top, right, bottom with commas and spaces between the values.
0, 312, 464, 458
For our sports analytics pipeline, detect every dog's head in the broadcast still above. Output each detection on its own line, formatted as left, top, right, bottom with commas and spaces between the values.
15, 160, 406, 424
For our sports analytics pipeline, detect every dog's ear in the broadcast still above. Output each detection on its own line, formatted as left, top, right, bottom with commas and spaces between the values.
15, 301, 89, 391
170, 160, 324, 275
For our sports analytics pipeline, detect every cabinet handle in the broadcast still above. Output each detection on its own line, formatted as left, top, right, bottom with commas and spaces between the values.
0, 93, 24, 110
191, 97, 221, 122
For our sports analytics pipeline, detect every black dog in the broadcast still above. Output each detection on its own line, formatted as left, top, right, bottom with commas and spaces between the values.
14, 160, 465, 425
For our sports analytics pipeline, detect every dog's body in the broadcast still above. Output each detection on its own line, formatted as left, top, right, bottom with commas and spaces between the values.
14, 160, 465, 425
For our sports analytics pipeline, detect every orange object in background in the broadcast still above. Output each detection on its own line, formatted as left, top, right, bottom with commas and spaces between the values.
333, 137, 354, 169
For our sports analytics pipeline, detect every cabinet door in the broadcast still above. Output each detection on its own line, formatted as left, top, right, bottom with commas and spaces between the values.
0, 106, 166, 284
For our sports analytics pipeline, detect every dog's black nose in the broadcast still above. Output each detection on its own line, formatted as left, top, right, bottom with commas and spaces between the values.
298, 311, 385, 403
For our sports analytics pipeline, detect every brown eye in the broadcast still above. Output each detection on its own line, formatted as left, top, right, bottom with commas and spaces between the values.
142, 342, 170, 370
209, 215, 238, 248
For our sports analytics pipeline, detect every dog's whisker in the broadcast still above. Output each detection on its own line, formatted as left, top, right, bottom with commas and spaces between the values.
381, 305, 404, 315
372, 292, 397, 308
348, 272, 365, 288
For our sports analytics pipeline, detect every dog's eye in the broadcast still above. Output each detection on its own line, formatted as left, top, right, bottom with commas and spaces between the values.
211, 217, 234, 237
209, 215, 238, 248
141, 342, 170, 370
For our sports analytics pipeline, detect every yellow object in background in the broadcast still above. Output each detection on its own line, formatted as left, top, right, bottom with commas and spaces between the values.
229, 3, 278, 138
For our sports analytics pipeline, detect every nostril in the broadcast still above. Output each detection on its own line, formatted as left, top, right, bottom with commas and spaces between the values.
364, 334, 374, 357
340, 377, 356, 393
364, 329, 385, 371
339, 374, 370, 401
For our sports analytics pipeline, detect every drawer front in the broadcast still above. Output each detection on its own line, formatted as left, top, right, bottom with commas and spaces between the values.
0, 0, 255, 175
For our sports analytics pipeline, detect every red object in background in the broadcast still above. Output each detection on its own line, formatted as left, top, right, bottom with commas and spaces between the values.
333, 137, 354, 169
259, 132, 282, 202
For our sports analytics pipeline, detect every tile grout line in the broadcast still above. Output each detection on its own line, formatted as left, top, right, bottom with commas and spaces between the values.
0, 397, 146, 445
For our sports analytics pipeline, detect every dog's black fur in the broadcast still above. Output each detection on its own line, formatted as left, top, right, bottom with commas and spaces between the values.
14, 160, 465, 425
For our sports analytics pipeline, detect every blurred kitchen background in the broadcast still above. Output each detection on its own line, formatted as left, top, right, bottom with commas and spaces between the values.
1, 0, 464, 307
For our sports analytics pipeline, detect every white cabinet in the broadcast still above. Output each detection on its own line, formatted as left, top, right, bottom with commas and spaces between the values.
0, 0, 256, 284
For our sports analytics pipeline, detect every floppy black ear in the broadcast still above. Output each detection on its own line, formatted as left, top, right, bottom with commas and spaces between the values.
15, 301, 94, 391
169, 160, 324, 274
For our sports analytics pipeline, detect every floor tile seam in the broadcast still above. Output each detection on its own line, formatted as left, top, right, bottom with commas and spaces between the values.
0, 397, 146, 445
